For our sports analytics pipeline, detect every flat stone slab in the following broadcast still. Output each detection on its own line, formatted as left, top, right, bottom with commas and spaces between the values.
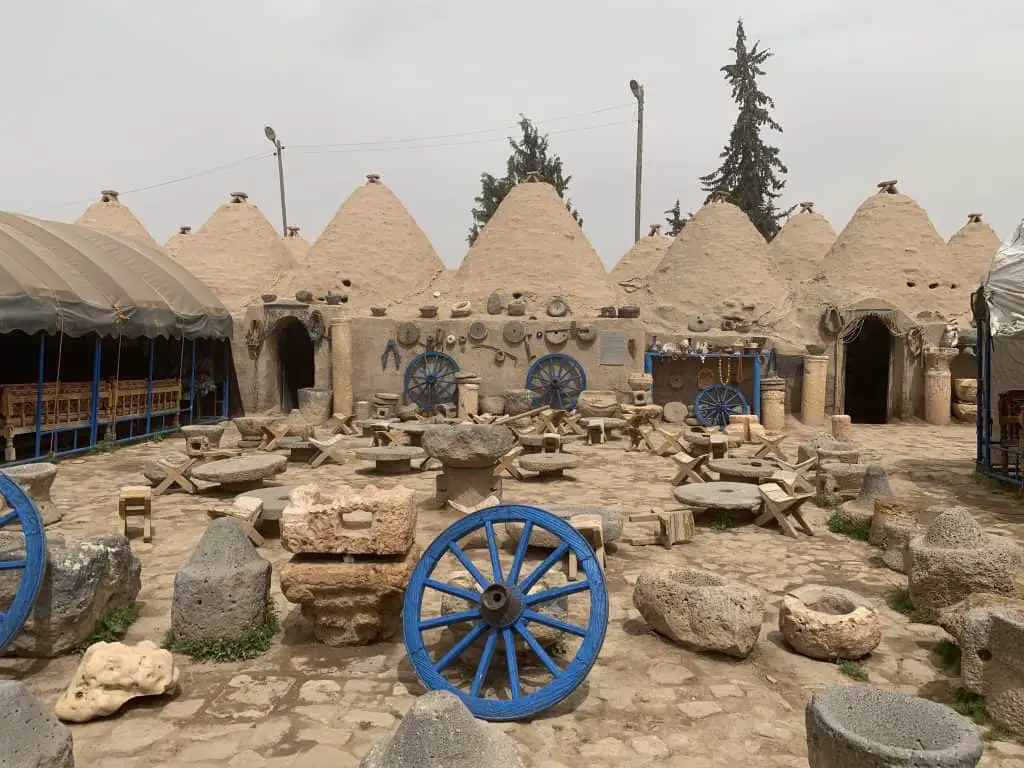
190, 455, 286, 485
707, 457, 779, 482
578, 417, 628, 430
685, 432, 743, 448
673, 481, 761, 512
519, 454, 581, 474
236, 485, 295, 521
519, 434, 579, 447
356, 447, 425, 473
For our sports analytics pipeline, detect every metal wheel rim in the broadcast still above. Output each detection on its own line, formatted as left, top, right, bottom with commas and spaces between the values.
526, 354, 587, 410
402, 504, 608, 721
694, 384, 749, 428
0, 474, 46, 654
404, 352, 460, 408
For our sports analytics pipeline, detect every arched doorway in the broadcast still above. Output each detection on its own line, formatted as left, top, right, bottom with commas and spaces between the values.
843, 315, 892, 424
274, 319, 314, 412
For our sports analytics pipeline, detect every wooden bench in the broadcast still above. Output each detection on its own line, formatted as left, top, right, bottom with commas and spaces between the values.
627, 507, 695, 548
119, 485, 152, 542
756, 482, 814, 539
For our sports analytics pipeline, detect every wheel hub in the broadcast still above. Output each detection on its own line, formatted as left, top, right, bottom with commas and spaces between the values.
479, 583, 524, 628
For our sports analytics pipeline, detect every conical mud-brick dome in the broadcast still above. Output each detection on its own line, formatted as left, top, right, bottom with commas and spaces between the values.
948, 213, 1001, 291
75, 190, 159, 248
610, 224, 672, 301
819, 180, 962, 322
164, 225, 193, 258
173, 192, 295, 311
283, 226, 311, 262
281, 175, 443, 311
768, 202, 836, 284
449, 178, 615, 315
647, 200, 789, 330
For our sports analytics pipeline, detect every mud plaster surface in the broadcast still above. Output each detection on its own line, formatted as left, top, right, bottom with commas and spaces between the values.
2, 420, 1023, 767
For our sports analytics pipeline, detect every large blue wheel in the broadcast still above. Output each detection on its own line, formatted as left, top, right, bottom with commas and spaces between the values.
526, 354, 586, 410
404, 352, 459, 408
694, 384, 749, 428
0, 474, 47, 654
402, 504, 608, 721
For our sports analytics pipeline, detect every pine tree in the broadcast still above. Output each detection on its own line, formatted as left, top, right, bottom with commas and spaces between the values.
699, 19, 789, 240
664, 199, 687, 237
468, 115, 582, 245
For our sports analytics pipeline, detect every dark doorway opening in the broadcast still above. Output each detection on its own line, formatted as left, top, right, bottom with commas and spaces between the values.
843, 316, 892, 424
275, 320, 314, 412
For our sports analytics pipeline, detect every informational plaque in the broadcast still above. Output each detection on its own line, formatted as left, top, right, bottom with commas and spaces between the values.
599, 331, 627, 366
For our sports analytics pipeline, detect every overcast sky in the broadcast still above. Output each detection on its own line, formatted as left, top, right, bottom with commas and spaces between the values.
2, 1, 1021, 269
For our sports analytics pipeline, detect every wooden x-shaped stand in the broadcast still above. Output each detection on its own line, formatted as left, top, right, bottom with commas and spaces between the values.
493, 446, 525, 481
309, 435, 346, 467
152, 457, 198, 496
754, 433, 789, 461
626, 507, 694, 548
259, 422, 290, 451
670, 451, 709, 485
371, 426, 400, 447
651, 427, 686, 457
755, 483, 814, 538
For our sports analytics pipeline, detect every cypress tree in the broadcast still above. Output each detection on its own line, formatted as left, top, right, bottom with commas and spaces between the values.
699, 19, 789, 240
468, 115, 581, 245
664, 199, 687, 237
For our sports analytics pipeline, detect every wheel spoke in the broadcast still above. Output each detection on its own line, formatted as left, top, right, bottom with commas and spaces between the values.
0, 510, 18, 528
508, 521, 533, 584
470, 629, 499, 697
514, 619, 561, 677
525, 580, 590, 606
0, 559, 27, 571
523, 608, 588, 637
435, 621, 488, 672
419, 608, 481, 631
518, 541, 570, 593
484, 521, 503, 582
447, 542, 490, 589
502, 628, 521, 699
425, 579, 481, 603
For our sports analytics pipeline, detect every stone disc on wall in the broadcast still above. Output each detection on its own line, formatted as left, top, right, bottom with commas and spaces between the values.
547, 298, 569, 317
468, 321, 488, 342
486, 292, 504, 315
545, 329, 569, 345
502, 321, 526, 345
688, 316, 710, 333
396, 323, 420, 346
664, 401, 689, 423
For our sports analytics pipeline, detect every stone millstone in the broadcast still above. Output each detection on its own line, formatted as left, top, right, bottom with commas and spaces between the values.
189, 454, 287, 488
422, 424, 516, 468
0, 533, 140, 658
518, 453, 580, 475
632, 567, 765, 658
360, 690, 523, 768
171, 518, 271, 645
805, 686, 983, 768
279, 548, 419, 646
55, 640, 179, 723
281, 484, 417, 556
663, 401, 688, 424
0, 681, 75, 768
779, 585, 881, 661
504, 505, 625, 548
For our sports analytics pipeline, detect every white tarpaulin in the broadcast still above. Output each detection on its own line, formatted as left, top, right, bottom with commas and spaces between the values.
983, 218, 1024, 337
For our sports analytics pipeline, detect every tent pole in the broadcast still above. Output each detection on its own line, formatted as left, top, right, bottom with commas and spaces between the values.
753, 353, 762, 419
985, 325, 993, 474
33, 333, 45, 458
88, 335, 102, 447
977, 322, 984, 471
188, 339, 197, 424
145, 338, 155, 435
222, 339, 230, 419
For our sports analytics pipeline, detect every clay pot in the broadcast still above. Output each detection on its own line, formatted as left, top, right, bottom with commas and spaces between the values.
627, 373, 654, 392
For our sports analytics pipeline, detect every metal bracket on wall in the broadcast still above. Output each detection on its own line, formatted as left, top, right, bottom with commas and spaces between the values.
381, 339, 401, 371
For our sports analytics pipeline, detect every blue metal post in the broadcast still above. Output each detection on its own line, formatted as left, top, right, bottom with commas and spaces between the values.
188, 338, 197, 424
33, 333, 45, 458
145, 338, 154, 435
976, 323, 984, 470
88, 336, 102, 446
752, 353, 761, 419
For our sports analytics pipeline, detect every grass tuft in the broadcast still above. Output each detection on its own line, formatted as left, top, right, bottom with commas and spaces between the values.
71, 602, 141, 654
826, 512, 871, 542
711, 513, 731, 532
952, 688, 1017, 742
163, 607, 278, 663
933, 639, 961, 669
836, 659, 869, 681
885, 587, 937, 625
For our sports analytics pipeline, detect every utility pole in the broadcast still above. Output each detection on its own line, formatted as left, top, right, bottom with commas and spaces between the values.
629, 79, 645, 244
264, 126, 288, 235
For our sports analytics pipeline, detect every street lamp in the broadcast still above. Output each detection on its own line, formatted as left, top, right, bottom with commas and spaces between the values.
629, 79, 644, 244
264, 125, 288, 236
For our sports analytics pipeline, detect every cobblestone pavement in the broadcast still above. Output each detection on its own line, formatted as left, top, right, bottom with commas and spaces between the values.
2, 419, 1023, 767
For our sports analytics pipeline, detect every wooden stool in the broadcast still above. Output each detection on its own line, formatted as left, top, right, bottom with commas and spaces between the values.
756, 482, 814, 539
119, 485, 152, 542
584, 422, 605, 445
627, 507, 695, 548
540, 433, 562, 454
709, 433, 730, 459
754, 433, 789, 461
310, 435, 346, 467
670, 451, 709, 485
566, 514, 605, 581
259, 422, 290, 451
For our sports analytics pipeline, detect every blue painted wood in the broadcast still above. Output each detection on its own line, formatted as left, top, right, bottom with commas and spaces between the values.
694, 383, 749, 428
402, 504, 608, 721
145, 338, 155, 435
188, 339, 197, 425
403, 352, 459, 408
525, 354, 587, 410
0, 475, 46, 654
88, 336, 102, 447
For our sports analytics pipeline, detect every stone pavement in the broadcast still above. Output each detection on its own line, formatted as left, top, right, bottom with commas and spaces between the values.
1, 419, 1022, 766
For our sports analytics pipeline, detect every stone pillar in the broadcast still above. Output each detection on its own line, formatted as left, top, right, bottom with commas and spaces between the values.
801, 356, 828, 427
831, 414, 852, 441
329, 318, 354, 418
923, 346, 958, 426
761, 377, 786, 432
458, 383, 479, 420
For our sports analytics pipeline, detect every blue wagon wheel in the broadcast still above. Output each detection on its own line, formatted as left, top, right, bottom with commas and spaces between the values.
402, 504, 608, 721
404, 352, 459, 408
525, 354, 587, 410
694, 384, 749, 428
0, 474, 46, 654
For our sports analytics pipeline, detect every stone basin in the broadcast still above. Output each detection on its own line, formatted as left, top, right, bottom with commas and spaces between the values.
181, 423, 225, 447
233, 415, 277, 440
1, 463, 58, 496
805, 686, 983, 767
422, 424, 516, 468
